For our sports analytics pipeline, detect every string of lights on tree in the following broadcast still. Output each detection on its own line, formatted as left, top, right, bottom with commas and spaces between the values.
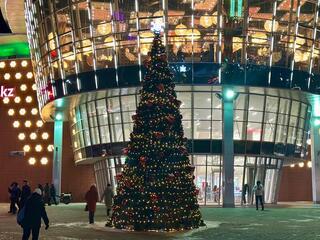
108, 26, 204, 231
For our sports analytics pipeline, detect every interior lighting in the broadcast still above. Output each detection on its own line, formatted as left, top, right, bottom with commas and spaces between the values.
298, 162, 304, 168
20, 84, 27, 91
264, 20, 279, 32
28, 157, 36, 165
185, 29, 201, 40
3, 97, 9, 104
26, 72, 33, 79
19, 108, 26, 115
307, 161, 312, 168
13, 121, 20, 128
0, 62, 5, 68
36, 120, 43, 127
4, 73, 10, 80
10, 61, 16, 68
18, 133, 26, 140
8, 109, 15, 116
199, 13, 215, 28
175, 24, 187, 36
15, 72, 22, 79
307, 139, 311, 145
25, 121, 32, 128
97, 23, 112, 35
30, 132, 37, 140
21, 60, 28, 67
31, 108, 38, 115
23, 145, 31, 152
25, 96, 33, 103
40, 157, 48, 165
35, 145, 42, 152
290, 164, 295, 168
42, 132, 49, 140
14, 97, 21, 103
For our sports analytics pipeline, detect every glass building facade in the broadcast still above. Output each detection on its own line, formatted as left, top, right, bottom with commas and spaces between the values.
24, 0, 320, 205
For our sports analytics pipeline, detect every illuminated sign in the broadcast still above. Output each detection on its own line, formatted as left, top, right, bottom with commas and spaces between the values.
0, 86, 15, 98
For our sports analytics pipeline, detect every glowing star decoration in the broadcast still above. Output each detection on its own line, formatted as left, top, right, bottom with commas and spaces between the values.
19, 108, 26, 115
4, 73, 10, 80
0, 62, 5, 68
26, 72, 33, 79
14, 97, 21, 103
8, 109, 14, 116
30, 132, 37, 140
20, 84, 27, 91
13, 121, 20, 128
151, 20, 164, 33
15, 73, 22, 80
42, 132, 49, 140
18, 133, 25, 140
3, 97, 9, 104
10, 61, 16, 68
23, 145, 31, 152
25, 121, 32, 128
21, 60, 28, 67
35, 145, 42, 152
31, 108, 38, 115
180, 65, 187, 72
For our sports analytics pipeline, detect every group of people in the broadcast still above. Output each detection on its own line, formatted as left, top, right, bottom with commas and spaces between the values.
8, 180, 50, 240
8, 181, 57, 214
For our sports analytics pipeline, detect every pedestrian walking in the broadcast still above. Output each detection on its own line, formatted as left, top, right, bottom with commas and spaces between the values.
8, 182, 21, 214
44, 183, 51, 206
21, 188, 49, 240
242, 183, 249, 204
213, 185, 218, 203
37, 184, 44, 200
253, 181, 264, 211
101, 184, 114, 218
50, 184, 57, 205
85, 185, 98, 224
20, 180, 31, 210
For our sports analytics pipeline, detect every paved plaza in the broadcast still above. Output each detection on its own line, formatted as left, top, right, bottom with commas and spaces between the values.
0, 203, 320, 239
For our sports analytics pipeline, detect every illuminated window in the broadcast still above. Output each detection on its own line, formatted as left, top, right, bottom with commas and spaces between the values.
13, 121, 20, 128
47, 145, 54, 152
31, 108, 38, 115
14, 97, 21, 103
32, 84, 37, 91
19, 108, 26, 115
30, 132, 37, 140
0, 62, 5, 68
8, 109, 15, 116
18, 133, 26, 140
25, 121, 32, 128
23, 145, 31, 152
40, 157, 48, 165
36, 120, 43, 127
26, 72, 33, 79
20, 84, 27, 91
10, 61, 16, 68
4, 73, 10, 80
15, 73, 22, 80
28, 157, 36, 165
25, 96, 33, 103
21, 60, 28, 67
35, 145, 42, 152
42, 132, 49, 140
3, 97, 10, 104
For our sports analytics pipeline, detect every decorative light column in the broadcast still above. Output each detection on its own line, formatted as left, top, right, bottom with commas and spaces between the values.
53, 112, 63, 201
222, 87, 237, 208
311, 117, 320, 204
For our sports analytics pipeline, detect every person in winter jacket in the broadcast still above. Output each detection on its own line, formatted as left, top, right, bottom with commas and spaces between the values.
101, 184, 114, 218
44, 183, 51, 206
85, 185, 98, 224
20, 180, 31, 210
252, 181, 264, 211
8, 182, 21, 214
50, 184, 57, 205
21, 188, 49, 240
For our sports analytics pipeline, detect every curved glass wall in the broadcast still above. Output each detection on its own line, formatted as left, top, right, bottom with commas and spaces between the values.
25, 0, 320, 110
70, 86, 311, 162
94, 154, 282, 205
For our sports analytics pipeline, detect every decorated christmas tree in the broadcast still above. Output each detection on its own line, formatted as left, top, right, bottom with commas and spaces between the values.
110, 32, 204, 231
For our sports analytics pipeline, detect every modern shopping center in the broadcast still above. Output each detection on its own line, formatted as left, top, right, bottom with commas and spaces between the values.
24, 0, 320, 206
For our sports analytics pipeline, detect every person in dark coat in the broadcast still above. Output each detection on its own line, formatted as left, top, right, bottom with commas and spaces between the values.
37, 184, 44, 200
21, 188, 49, 240
50, 184, 57, 205
85, 185, 98, 224
44, 183, 51, 206
20, 180, 31, 210
8, 182, 21, 214
101, 184, 114, 218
